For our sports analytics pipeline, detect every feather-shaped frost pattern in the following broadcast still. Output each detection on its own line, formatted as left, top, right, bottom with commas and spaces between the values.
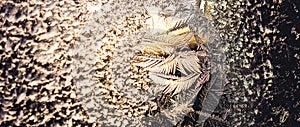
149, 72, 202, 96
132, 23, 211, 97
176, 51, 201, 74
133, 56, 164, 68
138, 29, 195, 55
129, 12, 215, 125
134, 51, 202, 75
166, 15, 193, 33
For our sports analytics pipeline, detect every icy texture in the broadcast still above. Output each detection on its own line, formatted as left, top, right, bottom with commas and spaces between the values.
74, 0, 226, 126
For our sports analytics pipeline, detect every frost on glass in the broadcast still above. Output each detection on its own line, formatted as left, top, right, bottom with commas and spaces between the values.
73, 0, 227, 126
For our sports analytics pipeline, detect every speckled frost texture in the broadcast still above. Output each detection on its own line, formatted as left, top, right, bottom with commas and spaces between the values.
0, 0, 95, 126
211, 0, 300, 126
73, 1, 148, 126
75, 0, 227, 126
